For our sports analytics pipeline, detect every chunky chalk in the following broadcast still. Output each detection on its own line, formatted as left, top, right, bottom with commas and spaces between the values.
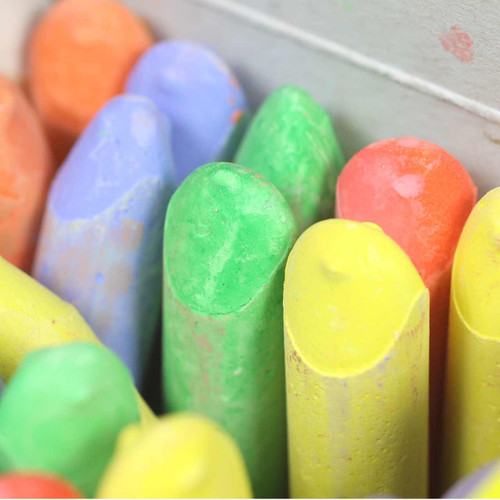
0, 343, 140, 497
0, 75, 54, 272
235, 85, 344, 231
336, 137, 477, 488
285, 219, 429, 498
33, 95, 175, 383
441, 188, 500, 491
98, 413, 252, 498
28, 0, 153, 160
163, 162, 297, 497
444, 459, 500, 499
126, 40, 248, 182
0, 473, 81, 499
0, 254, 155, 425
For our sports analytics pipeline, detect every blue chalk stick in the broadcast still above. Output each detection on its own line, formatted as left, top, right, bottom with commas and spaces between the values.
33, 95, 176, 383
126, 40, 248, 182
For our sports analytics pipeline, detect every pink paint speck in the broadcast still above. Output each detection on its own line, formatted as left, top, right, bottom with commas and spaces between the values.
439, 26, 474, 63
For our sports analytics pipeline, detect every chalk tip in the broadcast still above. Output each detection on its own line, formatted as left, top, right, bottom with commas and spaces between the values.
49, 94, 175, 221
164, 162, 297, 316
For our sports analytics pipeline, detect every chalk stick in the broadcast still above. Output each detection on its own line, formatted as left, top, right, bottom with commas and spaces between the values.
285, 219, 429, 498
0, 75, 54, 272
33, 94, 175, 383
0, 254, 155, 425
28, 0, 153, 161
336, 137, 477, 490
98, 413, 252, 498
444, 460, 500, 499
0, 343, 140, 497
163, 162, 297, 497
126, 40, 248, 183
441, 188, 500, 490
0, 473, 82, 499
235, 85, 344, 232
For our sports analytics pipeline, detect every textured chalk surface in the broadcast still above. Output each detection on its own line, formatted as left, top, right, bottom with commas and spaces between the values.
442, 188, 500, 491
98, 414, 252, 498
336, 137, 476, 492
127, 40, 248, 182
163, 162, 297, 497
34, 95, 175, 383
0, 75, 54, 272
28, 0, 153, 160
236, 85, 344, 231
0, 343, 140, 497
285, 219, 429, 498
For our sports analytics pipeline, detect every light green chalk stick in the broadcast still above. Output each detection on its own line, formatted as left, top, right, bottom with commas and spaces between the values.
235, 85, 345, 232
163, 162, 297, 498
0, 343, 140, 497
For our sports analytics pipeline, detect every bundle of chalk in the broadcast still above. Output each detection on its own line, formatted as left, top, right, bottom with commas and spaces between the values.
0, 0, 497, 499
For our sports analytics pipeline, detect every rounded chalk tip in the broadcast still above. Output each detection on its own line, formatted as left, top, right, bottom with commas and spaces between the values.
98, 413, 252, 499
284, 219, 426, 376
336, 137, 477, 285
49, 94, 175, 220
126, 40, 248, 183
164, 162, 297, 316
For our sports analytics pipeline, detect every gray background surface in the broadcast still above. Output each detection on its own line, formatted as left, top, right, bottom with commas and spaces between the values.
6, 0, 500, 195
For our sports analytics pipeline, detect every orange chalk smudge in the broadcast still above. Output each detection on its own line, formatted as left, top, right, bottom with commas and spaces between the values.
232, 109, 243, 124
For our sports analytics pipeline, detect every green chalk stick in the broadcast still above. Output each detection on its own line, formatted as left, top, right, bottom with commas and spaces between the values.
0, 343, 140, 497
235, 85, 345, 232
163, 162, 297, 498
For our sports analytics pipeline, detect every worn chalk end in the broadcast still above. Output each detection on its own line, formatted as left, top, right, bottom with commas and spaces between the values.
235, 85, 344, 230
284, 219, 426, 376
126, 40, 248, 182
28, 0, 153, 138
0, 343, 140, 497
336, 137, 477, 286
98, 413, 252, 498
164, 162, 297, 315
49, 94, 175, 220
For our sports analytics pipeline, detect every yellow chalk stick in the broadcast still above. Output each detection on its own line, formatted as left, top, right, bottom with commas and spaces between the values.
442, 188, 500, 491
284, 219, 429, 498
0, 255, 155, 425
98, 413, 252, 498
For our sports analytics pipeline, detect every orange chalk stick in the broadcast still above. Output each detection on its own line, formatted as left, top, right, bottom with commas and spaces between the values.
28, 0, 153, 161
336, 137, 477, 493
0, 75, 54, 272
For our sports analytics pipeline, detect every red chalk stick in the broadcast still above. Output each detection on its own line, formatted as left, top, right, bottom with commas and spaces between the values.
0, 473, 81, 498
336, 137, 477, 493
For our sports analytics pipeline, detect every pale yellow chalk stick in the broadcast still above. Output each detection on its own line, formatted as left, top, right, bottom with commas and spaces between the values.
442, 188, 500, 491
284, 219, 429, 498
98, 413, 252, 498
0, 255, 155, 424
